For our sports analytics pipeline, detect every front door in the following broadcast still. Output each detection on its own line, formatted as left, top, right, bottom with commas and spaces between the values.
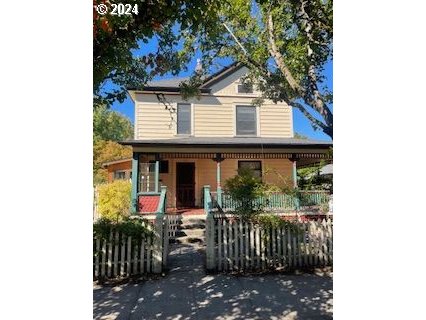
176, 162, 195, 208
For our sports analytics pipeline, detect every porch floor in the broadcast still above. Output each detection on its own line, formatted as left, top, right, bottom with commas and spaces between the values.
166, 208, 205, 216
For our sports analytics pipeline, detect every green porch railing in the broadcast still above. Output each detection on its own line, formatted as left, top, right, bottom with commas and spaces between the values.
212, 190, 330, 212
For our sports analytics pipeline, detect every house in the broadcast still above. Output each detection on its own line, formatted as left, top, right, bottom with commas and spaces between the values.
121, 63, 332, 213
102, 158, 132, 183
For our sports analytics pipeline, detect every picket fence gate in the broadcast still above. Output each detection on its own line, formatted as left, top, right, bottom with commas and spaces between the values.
93, 217, 170, 280
206, 217, 332, 272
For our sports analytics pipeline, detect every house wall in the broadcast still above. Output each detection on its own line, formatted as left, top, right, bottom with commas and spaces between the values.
133, 66, 293, 139
157, 157, 293, 208
105, 161, 132, 183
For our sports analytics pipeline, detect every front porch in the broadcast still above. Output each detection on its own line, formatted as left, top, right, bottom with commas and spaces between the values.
122, 137, 332, 217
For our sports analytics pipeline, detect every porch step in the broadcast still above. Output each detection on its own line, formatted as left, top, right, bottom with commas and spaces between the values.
173, 214, 206, 245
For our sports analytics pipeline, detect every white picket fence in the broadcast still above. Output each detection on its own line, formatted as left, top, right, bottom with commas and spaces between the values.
206, 217, 332, 272
93, 218, 169, 279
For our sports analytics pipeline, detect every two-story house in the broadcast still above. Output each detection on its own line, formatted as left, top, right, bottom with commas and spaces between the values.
122, 63, 332, 213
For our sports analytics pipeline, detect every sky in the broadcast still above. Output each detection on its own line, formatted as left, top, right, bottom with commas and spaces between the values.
109, 39, 333, 142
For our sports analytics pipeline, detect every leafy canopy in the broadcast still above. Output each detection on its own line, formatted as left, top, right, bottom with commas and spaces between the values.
93, 104, 133, 142
93, 0, 222, 106
180, 0, 333, 138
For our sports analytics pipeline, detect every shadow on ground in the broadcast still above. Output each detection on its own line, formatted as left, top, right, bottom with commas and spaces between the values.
94, 243, 332, 320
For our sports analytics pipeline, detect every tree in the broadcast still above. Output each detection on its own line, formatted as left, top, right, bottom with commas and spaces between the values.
93, 105, 133, 142
97, 180, 132, 222
93, 0, 222, 107
294, 132, 308, 139
180, 0, 333, 138
93, 140, 132, 184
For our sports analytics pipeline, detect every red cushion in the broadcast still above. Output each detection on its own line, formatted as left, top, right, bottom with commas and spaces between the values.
138, 196, 160, 213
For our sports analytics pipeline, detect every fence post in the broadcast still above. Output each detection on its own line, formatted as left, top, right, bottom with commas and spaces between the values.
152, 215, 163, 273
152, 186, 167, 273
205, 185, 215, 271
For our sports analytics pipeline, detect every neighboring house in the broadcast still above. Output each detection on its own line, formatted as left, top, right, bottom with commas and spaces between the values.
102, 158, 132, 183
122, 63, 332, 212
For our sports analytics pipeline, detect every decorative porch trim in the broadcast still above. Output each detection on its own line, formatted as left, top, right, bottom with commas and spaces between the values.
157, 152, 331, 160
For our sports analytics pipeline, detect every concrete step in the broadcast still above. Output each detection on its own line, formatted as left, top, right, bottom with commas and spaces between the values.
175, 236, 205, 244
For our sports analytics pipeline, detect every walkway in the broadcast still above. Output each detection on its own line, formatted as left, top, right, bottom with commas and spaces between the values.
94, 236, 333, 320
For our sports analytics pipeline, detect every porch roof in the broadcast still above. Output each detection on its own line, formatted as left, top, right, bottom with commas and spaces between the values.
121, 137, 332, 149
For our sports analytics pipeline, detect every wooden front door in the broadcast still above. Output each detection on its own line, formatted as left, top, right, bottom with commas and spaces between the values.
176, 162, 195, 208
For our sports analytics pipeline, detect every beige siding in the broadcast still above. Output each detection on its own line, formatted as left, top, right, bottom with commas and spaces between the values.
193, 105, 234, 136
133, 65, 294, 139
262, 159, 293, 188
135, 102, 176, 139
260, 104, 293, 138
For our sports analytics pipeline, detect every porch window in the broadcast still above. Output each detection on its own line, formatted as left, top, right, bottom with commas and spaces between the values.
113, 170, 126, 180
149, 160, 169, 173
238, 161, 262, 179
139, 163, 156, 192
236, 105, 257, 136
177, 103, 191, 134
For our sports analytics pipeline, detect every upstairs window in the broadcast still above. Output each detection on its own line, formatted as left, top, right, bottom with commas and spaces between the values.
236, 105, 257, 136
237, 83, 253, 94
177, 103, 191, 135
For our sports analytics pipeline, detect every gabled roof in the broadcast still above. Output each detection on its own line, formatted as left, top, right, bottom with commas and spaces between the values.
101, 158, 132, 168
128, 62, 244, 93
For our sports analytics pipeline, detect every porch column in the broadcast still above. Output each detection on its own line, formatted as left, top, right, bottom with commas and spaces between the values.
154, 153, 160, 193
290, 154, 299, 189
131, 152, 140, 214
213, 153, 224, 207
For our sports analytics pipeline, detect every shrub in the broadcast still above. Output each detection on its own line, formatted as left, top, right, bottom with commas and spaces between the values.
93, 217, 153, 246
224, 167, 267, 219
97, 180, 131, 222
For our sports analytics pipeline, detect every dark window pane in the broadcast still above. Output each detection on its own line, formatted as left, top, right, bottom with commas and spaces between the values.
236, 106, 256, 135
237, 83, 253, 93
177, 104, 191, 134
238, 161, 262, 178
114, 171, 126, 180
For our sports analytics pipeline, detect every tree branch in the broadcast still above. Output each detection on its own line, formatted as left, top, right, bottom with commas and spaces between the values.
266, 11, 304, 94
291, 102, 327, 131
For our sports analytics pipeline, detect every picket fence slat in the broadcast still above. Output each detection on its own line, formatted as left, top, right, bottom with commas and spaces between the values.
94, 216, 169, 280
206, 218, 333, 272
95, 238, 100, 278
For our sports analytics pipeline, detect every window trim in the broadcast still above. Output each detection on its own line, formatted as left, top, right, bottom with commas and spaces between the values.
234, 104, 260, 137
175, 102, 193, 136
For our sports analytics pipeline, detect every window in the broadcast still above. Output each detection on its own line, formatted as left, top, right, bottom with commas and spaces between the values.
237, 83, 253, 94
149, 160, 169, 173
114, 170, 126, 180
236, 105, 257, 136
177, 103, 191, 134
238, 161, 262, 179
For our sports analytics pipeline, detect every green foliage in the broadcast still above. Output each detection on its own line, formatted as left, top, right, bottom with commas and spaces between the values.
224, 167, 266, 219
93, 140, 132, 185
255, 214, 300, 232
93, 0, 222, 106
294, 132, 308, 139
97, 180, 132, 222
93, 105, 133, 142
298, 161, 332, 192
179, 0, 333, 138
93, 217, 153, 246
